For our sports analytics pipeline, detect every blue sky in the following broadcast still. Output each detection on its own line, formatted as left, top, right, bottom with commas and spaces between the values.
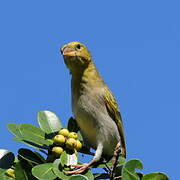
0, 1, 179, 179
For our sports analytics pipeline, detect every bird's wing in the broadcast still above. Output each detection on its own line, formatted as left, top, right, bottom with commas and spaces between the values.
104, 87, 126, 158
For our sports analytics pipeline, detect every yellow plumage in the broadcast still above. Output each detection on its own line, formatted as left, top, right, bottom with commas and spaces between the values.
61, 41, 126, 174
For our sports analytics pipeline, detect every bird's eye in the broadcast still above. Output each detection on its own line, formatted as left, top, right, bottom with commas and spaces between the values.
76, 44, 81, 49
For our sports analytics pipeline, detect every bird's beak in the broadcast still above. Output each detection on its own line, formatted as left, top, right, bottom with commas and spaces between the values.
61, 46, 75, 57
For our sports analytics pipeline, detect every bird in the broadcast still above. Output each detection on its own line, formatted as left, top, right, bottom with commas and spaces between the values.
60, 41, 126, 174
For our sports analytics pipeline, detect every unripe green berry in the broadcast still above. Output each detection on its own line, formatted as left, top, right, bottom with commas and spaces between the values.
66, 138, 77, 149
68, 132, 78, 139
53, 134, 66, 145
58, 128, 69, 137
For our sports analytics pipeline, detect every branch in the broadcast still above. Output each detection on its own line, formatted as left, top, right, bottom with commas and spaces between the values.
110, 141, 121, 180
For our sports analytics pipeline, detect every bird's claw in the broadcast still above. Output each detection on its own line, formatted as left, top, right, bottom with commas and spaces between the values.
64, 164, 89, 174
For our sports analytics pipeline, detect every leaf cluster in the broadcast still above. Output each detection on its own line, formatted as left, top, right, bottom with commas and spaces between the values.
0, 111, 169, 180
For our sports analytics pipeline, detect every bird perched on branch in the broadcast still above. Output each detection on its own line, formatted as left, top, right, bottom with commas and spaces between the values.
60, 41, 126, 174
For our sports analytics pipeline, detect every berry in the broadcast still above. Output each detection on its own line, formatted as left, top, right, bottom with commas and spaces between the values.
66, 138, 77, 149
52, 147, 63, 157
53, 134, 66, 145
58, 128, 69, 137
68, 132, 78, 139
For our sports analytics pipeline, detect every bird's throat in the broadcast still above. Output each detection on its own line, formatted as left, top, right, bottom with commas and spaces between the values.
71, 62, 103, 98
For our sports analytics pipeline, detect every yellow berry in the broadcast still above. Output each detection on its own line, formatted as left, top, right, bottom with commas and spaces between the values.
76, 140, 82, 151
58, 128, 69, 137
52, 147, 64, 157
68, 132, 78, 139
5, 168, 15, 179
53, 134, 66, 145
66, 138, 77, 149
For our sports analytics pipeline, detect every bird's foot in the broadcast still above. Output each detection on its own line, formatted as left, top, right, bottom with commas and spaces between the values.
64, 163, 89, 174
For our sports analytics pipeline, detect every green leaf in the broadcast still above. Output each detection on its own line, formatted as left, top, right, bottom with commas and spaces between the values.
15, 162, 29, 180
83, 170, 94, 180
93, 173, 110, 179
19, 124, 53, 146
69, 175, 89, 180
18, 148, 44, 165
60, 152, 68, 167
0, 168, 6, 175
33, 152, 46, 163
122, 159, 143, 180
12, 137, 48, 150
32, 163, 57, 180
7, 123, 22, 138
53, 158, 70, 180
142, 172, 169, 180
67, 117, 79, 132
0, 173, 15, 180
77, 132, 83, 142
38, 110, 62, 135
114, 164, 124, 177
0, 149, 15, 169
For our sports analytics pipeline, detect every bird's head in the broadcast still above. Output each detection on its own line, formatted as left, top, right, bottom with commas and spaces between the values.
60, 41, 92, 73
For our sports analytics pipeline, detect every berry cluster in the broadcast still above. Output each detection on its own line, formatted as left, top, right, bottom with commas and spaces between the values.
51, 128, 82, 157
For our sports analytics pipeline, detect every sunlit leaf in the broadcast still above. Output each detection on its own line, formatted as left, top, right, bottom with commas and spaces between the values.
7, 123, 22, 138
66, 153, 78, 166
32, 163, 57, 180
60, 152, 68, 167
19, 124, 53, 146
38, 111, 62, 134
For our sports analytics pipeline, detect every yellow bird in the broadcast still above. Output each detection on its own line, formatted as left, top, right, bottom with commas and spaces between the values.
60, 41, 126, 174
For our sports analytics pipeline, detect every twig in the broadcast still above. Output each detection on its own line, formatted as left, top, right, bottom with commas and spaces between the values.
110, 141, 121, 180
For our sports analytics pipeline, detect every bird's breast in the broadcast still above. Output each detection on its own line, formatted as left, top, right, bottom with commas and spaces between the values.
72, 92, 120, 155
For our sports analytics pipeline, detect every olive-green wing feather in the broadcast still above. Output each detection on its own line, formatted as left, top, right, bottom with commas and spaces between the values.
104, 87, 126, 158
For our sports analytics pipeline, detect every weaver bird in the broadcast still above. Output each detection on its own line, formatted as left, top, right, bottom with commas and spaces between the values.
60, 41, 126, 174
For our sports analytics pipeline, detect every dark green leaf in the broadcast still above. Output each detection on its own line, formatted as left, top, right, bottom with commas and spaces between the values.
33, 152, 46, 163
32, 163, 57, 180
67, 117, 79, 132
0, 149, 15, 169
142, 172, 169, 180
53, 158, 70, 180
38, 111, 62, 134
69, 174, 89, 180
18, 148, 44, 165
93, 173, 110, 179
114, 164, 124, 177
15, 162, 29, 180
122, 159, 143, 180
12, 137, 48, 150
19, 124, 53, 146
